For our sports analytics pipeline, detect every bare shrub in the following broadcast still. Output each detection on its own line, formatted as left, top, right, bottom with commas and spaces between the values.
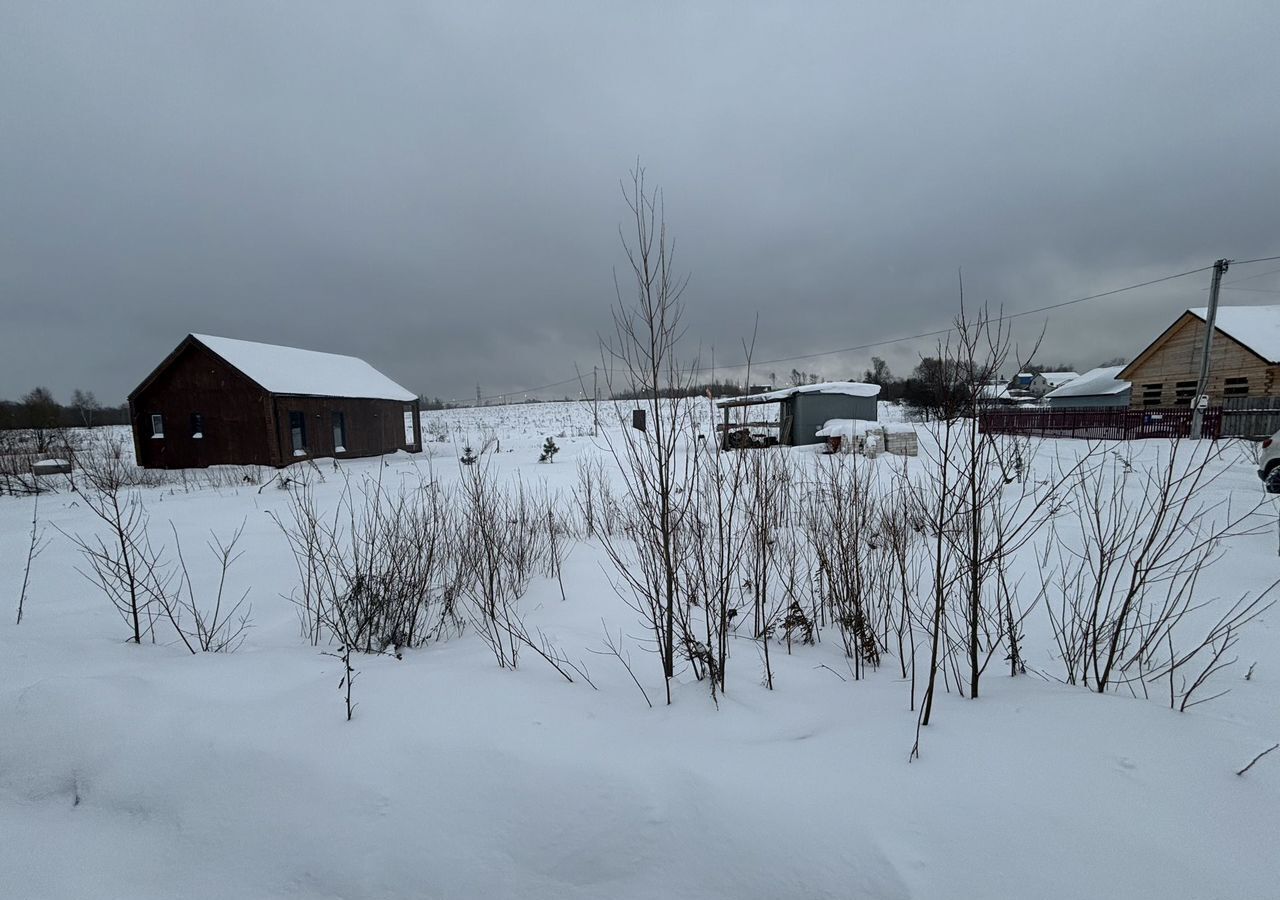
16, 490, 49, 624
877, 459, 926, 682
1043, 441, 1273, 707
161, 522, 253, 652
803, 453, 883, 678
454, 460, 593, 684
273, 471, 460, 653
0, 429, 41, 496
677, 437, 749, 699
65, 448, 159, 644
574, 456, 604, 538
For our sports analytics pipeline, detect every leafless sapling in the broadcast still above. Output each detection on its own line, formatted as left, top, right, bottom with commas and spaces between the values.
16, 489, 49, 624
597, 164, 699, 704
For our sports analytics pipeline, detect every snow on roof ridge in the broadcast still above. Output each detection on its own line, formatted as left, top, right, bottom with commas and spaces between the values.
1186, 304, 1280, 364
1043, 365, 1129, 399
717, 380, 882, 406
191, 334, 417, 402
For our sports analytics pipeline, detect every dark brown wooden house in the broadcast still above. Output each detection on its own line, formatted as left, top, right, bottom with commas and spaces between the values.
128, 334, 422, 469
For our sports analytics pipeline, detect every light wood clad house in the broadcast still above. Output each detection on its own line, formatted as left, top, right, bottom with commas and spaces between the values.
1118, 306, 1280, 407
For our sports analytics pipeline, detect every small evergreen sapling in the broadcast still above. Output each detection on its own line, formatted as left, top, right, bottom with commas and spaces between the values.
539, 437, 559, 463
460, 445, 478, 466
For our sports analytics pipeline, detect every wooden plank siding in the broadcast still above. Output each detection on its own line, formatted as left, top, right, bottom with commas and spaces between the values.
268, 395, 420, 466
129, 341, 277, 469
1119, 312, 1280, 408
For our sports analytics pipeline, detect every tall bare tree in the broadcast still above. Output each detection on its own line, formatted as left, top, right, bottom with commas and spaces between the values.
70, 389, 101, 428
598, 165, 698, 704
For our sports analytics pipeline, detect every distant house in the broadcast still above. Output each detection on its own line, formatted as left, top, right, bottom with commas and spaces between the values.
1118, 306, 1280, 407
1012, 371, 1079, 397
1043, 366, 1131, 408
1039, 372, 1079, 393
129, 334, 421, 469
978, 383, 1018, 406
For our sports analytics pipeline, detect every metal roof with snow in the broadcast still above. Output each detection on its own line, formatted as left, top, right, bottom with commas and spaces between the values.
715, 381, 881, 408
191, 334, 417, 402
1042, 366, 1128, 399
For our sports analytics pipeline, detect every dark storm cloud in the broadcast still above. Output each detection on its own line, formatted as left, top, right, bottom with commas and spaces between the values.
2, 1, 1278, 402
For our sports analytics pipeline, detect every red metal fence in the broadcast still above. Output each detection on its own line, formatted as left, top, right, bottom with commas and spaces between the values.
978, 407, 1222, 440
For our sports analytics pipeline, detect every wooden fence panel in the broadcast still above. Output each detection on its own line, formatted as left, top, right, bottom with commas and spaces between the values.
1221, 396, 1280, 439
978, 407, 1222, 440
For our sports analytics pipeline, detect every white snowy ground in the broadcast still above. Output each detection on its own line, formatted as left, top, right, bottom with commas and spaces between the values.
2, 402, 1278, 900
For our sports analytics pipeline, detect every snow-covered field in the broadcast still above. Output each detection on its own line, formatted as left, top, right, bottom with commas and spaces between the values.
2, 401, 1278, 900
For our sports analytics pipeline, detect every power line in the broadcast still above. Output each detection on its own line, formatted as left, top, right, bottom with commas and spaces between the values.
695, 263, 1213, 373
1222, 265, 1280, 286
470, 261, 1214, 401
476, 373, 582, 403
1232, 254, 1280, 266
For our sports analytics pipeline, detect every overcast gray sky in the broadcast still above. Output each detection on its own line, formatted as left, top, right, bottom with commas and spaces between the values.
3, 1, 1279, 403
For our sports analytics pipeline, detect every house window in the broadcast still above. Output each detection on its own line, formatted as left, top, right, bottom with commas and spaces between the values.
1224, 377, 1249, 397
1142, 383, 1163, 407
1174, 380, 1198, 407
150, 414, 165, 438
289, 411, 307, 456
191, 412, 204, 439
403, 406, 415, 446
332, 411, 346, 453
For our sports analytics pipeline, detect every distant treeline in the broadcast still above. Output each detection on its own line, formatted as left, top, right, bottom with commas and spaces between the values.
419, 397, 468, 410
608, 380, 755, 401
0, 387, 129, 430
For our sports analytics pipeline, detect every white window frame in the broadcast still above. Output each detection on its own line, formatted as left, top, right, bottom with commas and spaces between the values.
150, 414, 165, 438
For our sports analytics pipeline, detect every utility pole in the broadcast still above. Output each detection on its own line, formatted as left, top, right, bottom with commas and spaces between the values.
593, 365, 599, 437
1190, 258, 1230, 439
476, 382, 482, 408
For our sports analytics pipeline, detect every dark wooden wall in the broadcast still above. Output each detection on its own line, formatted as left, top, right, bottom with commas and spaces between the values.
267, 395, 421, 465
130, 341, 276, 468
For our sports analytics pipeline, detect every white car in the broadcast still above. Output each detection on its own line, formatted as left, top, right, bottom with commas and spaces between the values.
1258, 429, 1280, 492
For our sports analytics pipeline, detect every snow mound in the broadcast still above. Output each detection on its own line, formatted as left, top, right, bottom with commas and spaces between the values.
817, 419, 917, 440
0, 662, 912, 900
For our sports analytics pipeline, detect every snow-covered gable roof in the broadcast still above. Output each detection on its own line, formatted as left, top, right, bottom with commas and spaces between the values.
979, 383, 1013, 400
1039, 371, 1079, 387
716, 381, 881, 407
1042, 366, 1129, 399
1187, 305, 1280, 364
192, 334, 417, 402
